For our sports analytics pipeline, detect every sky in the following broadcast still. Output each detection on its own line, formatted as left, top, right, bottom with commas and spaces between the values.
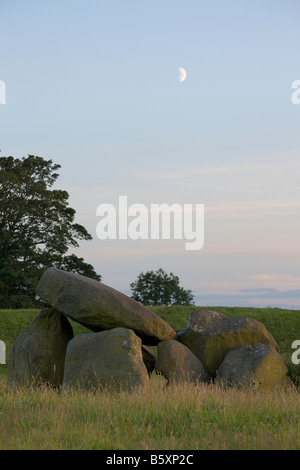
1, 0, 300, 307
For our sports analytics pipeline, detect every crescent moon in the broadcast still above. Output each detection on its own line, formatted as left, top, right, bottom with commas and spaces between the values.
179, 67, 187, 83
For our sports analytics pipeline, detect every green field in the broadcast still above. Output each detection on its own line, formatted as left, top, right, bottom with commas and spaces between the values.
0, 306, 300, 450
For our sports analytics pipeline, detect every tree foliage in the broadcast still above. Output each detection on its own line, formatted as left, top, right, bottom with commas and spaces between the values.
130, 268, 194, 306
0, 155, 101, 307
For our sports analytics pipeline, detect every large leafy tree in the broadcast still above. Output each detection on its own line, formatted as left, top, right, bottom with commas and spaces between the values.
0, 155, 101, 308
130, 268, 194, 306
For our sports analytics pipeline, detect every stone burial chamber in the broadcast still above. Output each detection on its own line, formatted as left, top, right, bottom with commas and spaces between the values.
8, 267, 176, 391
7, 267, 289, 392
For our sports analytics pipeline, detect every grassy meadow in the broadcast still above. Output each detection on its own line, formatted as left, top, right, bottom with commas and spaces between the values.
0, 306, 300, 450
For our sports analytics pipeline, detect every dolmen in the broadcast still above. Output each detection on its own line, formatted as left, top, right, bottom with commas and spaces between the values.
7, 267, 289, 392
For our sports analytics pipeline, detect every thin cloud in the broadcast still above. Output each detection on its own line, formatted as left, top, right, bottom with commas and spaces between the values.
205, 199, 300, 218
248, 274, 300, 291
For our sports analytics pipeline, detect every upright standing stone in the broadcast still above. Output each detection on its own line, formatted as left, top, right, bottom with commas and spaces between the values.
7, 308, 74, 388
0, 340, 5, 365
62, 328, 149, 392
36, 267, 176, 345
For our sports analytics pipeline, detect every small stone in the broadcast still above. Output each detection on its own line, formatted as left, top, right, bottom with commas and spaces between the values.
0, 340, 6, 365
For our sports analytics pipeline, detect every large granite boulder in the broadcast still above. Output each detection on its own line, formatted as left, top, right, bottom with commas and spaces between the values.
177, 309, 278, 377
62, 327, 149, 392
215, 343, 288, 388
7, 308, 74, 388
36, 267, 176, 345
155, 339, 211, 385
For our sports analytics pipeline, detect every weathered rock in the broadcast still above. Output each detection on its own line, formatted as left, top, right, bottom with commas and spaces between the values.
7, 308, 74, 388
142, 345, 156, 376
0, 340, 5, 365
215, 343, 288, 388
185, 309, 228, 330
177, 309, 279, 377
155, 339, 211, 385
36, 267, 176, 345
62, 327, 149, 392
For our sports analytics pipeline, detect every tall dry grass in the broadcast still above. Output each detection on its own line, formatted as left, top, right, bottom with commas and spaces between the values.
0, 376, 299, 450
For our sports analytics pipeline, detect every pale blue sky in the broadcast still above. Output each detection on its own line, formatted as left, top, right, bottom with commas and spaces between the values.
1, 1, 300, 306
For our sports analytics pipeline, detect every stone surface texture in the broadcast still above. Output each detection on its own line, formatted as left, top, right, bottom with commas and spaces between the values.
62, 327, 149, 392
36, 267, 177, 345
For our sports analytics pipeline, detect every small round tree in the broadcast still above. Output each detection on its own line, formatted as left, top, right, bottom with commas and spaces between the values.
130, 268, 194, 306
0, 154, 101, 307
